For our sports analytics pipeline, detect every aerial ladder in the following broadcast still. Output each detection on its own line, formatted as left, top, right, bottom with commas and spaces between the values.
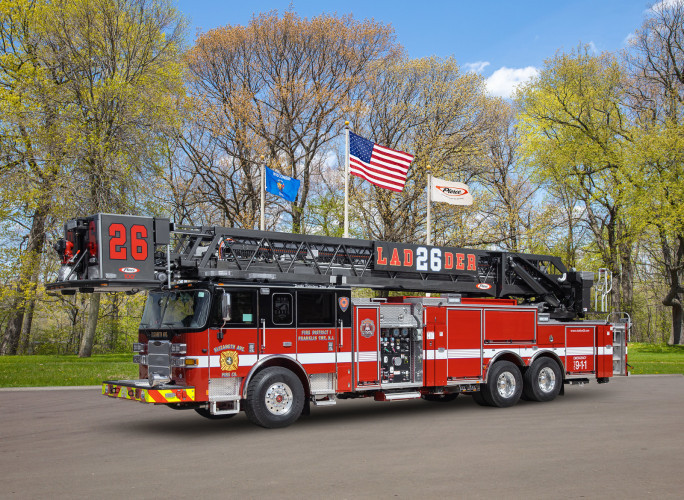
49, 213, 592, 321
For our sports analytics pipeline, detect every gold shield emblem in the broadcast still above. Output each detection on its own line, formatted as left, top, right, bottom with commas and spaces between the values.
220, 350, 239, 372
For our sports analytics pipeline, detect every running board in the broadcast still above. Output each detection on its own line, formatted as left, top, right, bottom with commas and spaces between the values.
312, 395, 337, 406
375, 391, 422, 401
210, 400, 240, 415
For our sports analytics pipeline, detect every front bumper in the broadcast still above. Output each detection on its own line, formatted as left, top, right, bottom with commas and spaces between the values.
102, 380, 196, 404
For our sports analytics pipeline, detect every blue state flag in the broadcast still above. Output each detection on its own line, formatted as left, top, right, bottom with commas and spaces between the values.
265, 166, 300, 202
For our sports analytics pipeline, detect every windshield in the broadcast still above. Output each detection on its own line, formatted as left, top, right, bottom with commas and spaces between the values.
140, 290, 211, 329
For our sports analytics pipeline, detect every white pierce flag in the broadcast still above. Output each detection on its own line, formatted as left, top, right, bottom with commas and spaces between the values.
430, 176, 473, 206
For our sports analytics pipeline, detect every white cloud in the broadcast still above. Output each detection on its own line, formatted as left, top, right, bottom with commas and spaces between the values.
463, 61, 490, 74
587, 41, 598, 54
485, 66, 539, 98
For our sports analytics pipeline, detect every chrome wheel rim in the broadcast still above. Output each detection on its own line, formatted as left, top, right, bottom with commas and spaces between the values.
537, 367, 556, 393
265, 382, 293, 415
496, 371, 516, 399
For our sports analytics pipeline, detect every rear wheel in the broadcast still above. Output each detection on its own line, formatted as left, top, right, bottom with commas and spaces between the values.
245, 367, 305, 428
523, 357, 562, 402
483, 361, 523, 408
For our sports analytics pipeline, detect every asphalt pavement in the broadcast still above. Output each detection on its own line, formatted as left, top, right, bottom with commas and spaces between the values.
1, 375, 683, 499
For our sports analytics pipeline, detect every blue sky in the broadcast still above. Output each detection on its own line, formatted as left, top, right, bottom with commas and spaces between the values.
176, 0, 654, 97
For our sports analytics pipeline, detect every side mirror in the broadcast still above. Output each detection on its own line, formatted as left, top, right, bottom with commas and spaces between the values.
221, 290, 232, 322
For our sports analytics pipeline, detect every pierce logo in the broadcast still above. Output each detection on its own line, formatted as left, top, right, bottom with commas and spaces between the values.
436, 186, 469, 197
476, 283, 492, 290
119, 267, 139, 274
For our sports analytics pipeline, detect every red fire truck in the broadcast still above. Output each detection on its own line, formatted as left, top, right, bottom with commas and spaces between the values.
48, 213, 629, 428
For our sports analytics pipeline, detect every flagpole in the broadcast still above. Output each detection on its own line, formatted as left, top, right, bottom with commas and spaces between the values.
260, 155, 265, 231
343, 121, 350, 238
426, 164, 432, 246
426, 165, 432, 298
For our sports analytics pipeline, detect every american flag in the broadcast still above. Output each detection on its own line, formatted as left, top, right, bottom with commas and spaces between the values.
348, 131, 414, 192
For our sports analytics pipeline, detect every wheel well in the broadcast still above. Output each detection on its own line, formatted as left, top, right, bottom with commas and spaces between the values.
242, 356, 310, 398
484, 351, 525, 383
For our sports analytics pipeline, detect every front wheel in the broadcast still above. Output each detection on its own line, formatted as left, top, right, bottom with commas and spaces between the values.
483, 361, 523, 408
523, 357, 562, 402
245, 367, 305, 428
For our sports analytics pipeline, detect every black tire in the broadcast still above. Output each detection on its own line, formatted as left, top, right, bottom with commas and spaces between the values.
194, 407, 237, 420
523, 357, 562, 402
245, 367, 305, 428
483, 360, 523, 408
422, 393, 458, 402
471, 390, 490, 406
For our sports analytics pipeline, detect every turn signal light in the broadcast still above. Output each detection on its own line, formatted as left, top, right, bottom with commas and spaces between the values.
184, 358, 198, 366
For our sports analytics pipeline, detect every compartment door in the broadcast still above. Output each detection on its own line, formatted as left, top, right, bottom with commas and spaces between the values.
565, 326, 596, 374
424, 307, 447, 386
354, 306, 380, 387
447, 308, 482, 379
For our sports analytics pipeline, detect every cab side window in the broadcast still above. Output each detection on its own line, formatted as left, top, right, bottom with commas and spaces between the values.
215, 290, 256, 326
298, 291, 334, 326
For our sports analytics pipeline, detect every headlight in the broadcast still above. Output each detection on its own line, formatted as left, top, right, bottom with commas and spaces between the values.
133, 354, 148, 364
133, 343, 146, 353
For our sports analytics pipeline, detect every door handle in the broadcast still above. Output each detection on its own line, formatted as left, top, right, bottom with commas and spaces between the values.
261, 318, 266, 351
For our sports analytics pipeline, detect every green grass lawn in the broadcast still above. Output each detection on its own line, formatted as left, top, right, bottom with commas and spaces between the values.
0, 344, 682, 388
627, 343, 684, 375
0, 354, 138, 387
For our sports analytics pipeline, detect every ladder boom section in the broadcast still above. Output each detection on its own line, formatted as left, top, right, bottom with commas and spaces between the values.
47, 213, 593, 319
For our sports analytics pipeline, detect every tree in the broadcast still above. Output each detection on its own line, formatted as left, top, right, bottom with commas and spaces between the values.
184, 11, 399, 232
474, 100, 542, 253
0, 0, 185, 355
0, 0, 71, 355
516, 47, 637, 319
624, 0, 684, 343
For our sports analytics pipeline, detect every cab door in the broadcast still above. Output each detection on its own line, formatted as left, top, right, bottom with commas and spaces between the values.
207, 288, 259, 397
295, 290, 338, 376
259, 288, 297, 360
